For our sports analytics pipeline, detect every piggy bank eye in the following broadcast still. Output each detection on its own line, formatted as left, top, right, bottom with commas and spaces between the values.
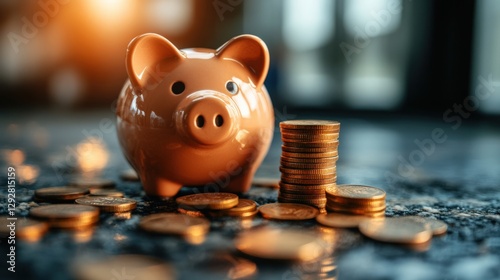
226, 81, 238, 95
171, 81, 185, 95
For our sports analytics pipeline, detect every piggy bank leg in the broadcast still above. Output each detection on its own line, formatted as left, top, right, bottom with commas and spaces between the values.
223, 168, 256, 193
141, 174, 182, 197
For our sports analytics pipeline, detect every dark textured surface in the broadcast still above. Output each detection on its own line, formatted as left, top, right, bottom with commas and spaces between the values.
0, 110, 499, 280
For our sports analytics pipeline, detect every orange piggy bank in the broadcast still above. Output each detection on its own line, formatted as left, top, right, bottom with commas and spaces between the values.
116, 34, 274, 197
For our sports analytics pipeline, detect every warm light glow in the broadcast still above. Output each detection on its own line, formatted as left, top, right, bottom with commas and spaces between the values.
17, 164, 40, 184
4, 149, 25, 166
86, 0, 135, 25
76, 137, 110, 174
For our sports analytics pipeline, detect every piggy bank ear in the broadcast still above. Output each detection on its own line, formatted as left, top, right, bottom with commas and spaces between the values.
126, 33, 184, 92
216, 35, 270, 87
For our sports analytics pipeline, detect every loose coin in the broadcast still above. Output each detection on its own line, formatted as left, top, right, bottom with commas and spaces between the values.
326, 185, 386, 202
89, 189, 124, 197
325, 201, 386, 212
30, 204, 99, 228
235, 227, 324, 261
405, 216, 448, 235
191, 253, 258, 280
140, 213, 210, 236
177, 207, 207, 218
358, 217, 432, 244
0, 216, 49, 241
259, 203, 319, 220
120, 169, 140, 181
176, 193, 238, 210
68, 178, 115, 189
75, 197, 137, 212
280, 120, 340, 131
316, 213, 379, 228
35, 186, 89, 202
74, 254, 175, 280
252, 177, 280, 189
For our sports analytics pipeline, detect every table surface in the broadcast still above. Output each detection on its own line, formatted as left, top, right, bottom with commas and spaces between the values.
1, 109, 499, 280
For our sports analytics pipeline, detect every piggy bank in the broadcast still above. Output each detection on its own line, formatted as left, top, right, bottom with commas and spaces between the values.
116, 33, 274, 197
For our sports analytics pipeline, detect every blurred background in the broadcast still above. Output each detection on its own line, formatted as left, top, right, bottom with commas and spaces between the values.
0, 0, 498, 115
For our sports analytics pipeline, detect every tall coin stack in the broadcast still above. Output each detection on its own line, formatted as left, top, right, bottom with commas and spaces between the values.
278, 120, 340, 212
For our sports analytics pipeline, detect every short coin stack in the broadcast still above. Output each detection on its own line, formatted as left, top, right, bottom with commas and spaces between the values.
325, 184, 386, 217
278, 120, 340, 211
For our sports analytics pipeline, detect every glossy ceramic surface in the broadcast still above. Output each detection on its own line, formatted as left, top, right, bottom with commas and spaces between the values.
116, 33, 274, 197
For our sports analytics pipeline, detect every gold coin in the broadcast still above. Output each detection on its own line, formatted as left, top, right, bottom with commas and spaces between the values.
281, 156, 338, 164
325, 200, 386, 211
235, 227, 325, 261
326, 185, 386, 202
281, 176, 336, 185
209, 199, 257, 218
177, 207, 207, 218
176, 193, 238, 210
89, 189, 124, 197
139, 213, 210, 236
280, 166, 336, 175
277, 197, 327, 208
316, 213, 379, 228
74, 254, 175, 280
280, 161, 335, 170
30, 204, 99, 228
252, 177, 280, 189
35, 186, 89, 202
191, 253, 257, 279
326, 208, 386, 218
75, 197, 137, 212
279, 182, 334, 191
282, 151, 338, 159
279, 185, 328, 195
259, 203, 319, 220
0, 216, 49, 241
280, 120, 340, 131
405, 216, 448, 235
281, 173, 336, 181
325, 203, 386, 215
282, 140, 339, 148
278, 192, 325, 200
281, 145, 338, 153
120, 169, 140, 181
68, 178, 115, 189
358, 217, 432, 244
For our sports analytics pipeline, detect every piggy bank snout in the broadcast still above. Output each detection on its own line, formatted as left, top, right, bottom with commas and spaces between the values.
178, 93, 239, 146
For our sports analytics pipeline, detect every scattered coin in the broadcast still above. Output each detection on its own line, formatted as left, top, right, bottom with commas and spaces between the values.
35, 186, 89, 202
89, 189, 124, 197
259, 203, 319, 220
210, 199, 258, 218
75, 197, 137, 212
120, 169, 140, 181
30, 204, 99, 229
68, 178, 116, 189
358, 217, 432, 244
0, 216, 49, 241
176, 193, 239, 210
140, 213, 210, 237
177, 207, 207, 218
316, 213, 381, 228
74, 254, 175, 280
326, 185, 386, 202
405, 216, 448, 235
235, 227, 325, 261
252, 177, 280, 189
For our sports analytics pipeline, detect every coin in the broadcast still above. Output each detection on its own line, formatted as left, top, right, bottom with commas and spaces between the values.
281, 173, 336, 180
279, 185, 329, 195
176, 193, 238, 210
209, 199, 258, 218
325, 200, 386, 211
74, 254, 175, 280
140, 213, 210, 236
281, 176, 336, 185
316, 213, 378, 228
282, 140, 339, 148
326, 185, 386, 202
89, 189, 124, 197
278, 197, 327, 208
35, 186, 89, 202
280, 120, 341, 131
0, 216, 49, 241
278, 192, 326, 200
120, 169, 140, 181
75, 197, 136, 212
177, 207, 207, 218
235, 227, 325, 261
190, 253, 257, 279
259, 203, 319, 220
281, 133, 339, 142
281, 145, 339, 154
68, 178, 115, 189
405, 216, 448, 235
280, 182, 334, 191
280, 161, 335, 170
252, 177, 280, 189
282, 151, 338, 159
358, 217, 432, 244
30, 204, 99, 228
280, 166, 336, 175
281, 156, 338, 164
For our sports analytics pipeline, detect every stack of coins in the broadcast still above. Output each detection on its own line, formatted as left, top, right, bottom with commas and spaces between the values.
278, 120, 340, 211
325, 184, 386, 217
